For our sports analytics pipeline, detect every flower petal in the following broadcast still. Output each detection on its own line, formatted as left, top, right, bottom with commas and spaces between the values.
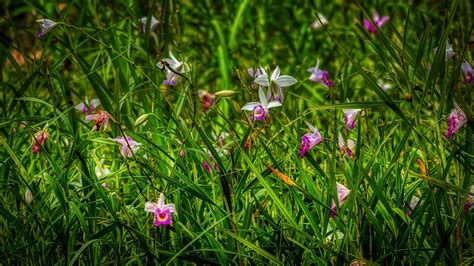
271, 66, 280, 81
241, 102, 260, 111
258, 87, 268, 107
145, 202, 157, 212
254, 75, 270, 87
267, 101, 282, 109
275, 75, 297, 87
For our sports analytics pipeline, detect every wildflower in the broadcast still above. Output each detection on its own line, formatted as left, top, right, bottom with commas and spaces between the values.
25, 189, 33, 204
464, 185, 474, 213
461, 61, 474, 84
298, 121, 322, 158
112, 136, 141, 157
32, 130, 49, 154
330, 183, 351, 217
446, 102, 467, 139
36, 19, 57, 39
308, 59, 333, 87
325, 224, 344, 242
343, 107, 363, 130
310, 13, 328, 29
377, 80, 392, 91
179, 150, 186, 157
198, 90, 215, 112
433, 42, 455, 60
145, 193, 177, 227
254, 66, 297, 102
248, 66, 266, 79
363, 12, 389, 33
86, 110, 110, 131
338, 134, 355, 158
75, 98, 101, 114
203, 159, 211, 173
216, 132, 229, 147
102, 183, 109, 189
95, 159, 110, 178
156, 51, 189, 86
241, 87, 282, 121
140, 16, 160, 33
406, 195, 420, 216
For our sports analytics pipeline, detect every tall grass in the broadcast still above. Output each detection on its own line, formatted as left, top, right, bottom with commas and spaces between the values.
1, 0, 472, 264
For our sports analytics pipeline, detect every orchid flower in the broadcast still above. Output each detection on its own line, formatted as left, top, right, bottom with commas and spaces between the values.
156, 51, 189, 86
464, 185, 474, 213
461, 61, 474, 84
406, 195, 421, 216
145, 193, 177, 227
363, 12, 389, 33
95, 159, 110, 178
254, 66, 297, 102
75, 98, 101, 114
310, 13, 328, 29
338, 134, 355, 158
433, 42, 455, 60
241, 87, 282, 121
446, 102, 467, 139
213, 132, 230, 147
330, 183, 351, 217
298, 121, 322, 158
198, 90, 215, 112
140, 16, 160, 33
377, 80, 392, 91
36, 19, 57, 39
86, 110, 110, 131
32, 130, 49, 154
308, 59, 333, 87
248, 66, 266, 79
112, 136, 141, 157
343, 107, 363, 130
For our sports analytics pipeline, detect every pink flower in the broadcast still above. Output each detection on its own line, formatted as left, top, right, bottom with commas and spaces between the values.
330, 183, 351, 217
112, 136, 141, 157
32, 130, 49, 154
36, 19, 57, 39
446, 102, 467, 139
75, 99, 101, 114
203, 159, 211, 173
343, 108, 363, 130
308, 59, 333, 87
461, 61, 474, 84
338, 134, 355, 158
85, 110, 110, 131
241, 87, 281, 121
298, 121, 322, 158
145, 193, 177, 227
198, 90, 215, 112
363, 12, 389, 33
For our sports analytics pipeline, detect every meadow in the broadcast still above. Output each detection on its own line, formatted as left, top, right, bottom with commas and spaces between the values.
0, 0, 473, 264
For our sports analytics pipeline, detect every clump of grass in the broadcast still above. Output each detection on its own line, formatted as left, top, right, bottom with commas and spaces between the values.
0, 0, 472, 264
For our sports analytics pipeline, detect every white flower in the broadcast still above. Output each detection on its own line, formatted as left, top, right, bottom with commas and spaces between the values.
75, 98, 101, 114
254, 66, 297, 102
95, 159, 110, 178
310, 13, 328, 29
140, 16, 160, 33
156, 51, 190, 86
241, 87, 282, 121
36, 19, 57, 39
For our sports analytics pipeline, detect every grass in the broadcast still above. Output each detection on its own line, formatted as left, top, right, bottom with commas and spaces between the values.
1, 0, 473, 264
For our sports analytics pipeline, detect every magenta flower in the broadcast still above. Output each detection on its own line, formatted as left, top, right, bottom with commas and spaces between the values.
308, 59, 333, 87
203, 159, 211, 173
363, 12, 389, 33
36, 19, 57, 39
198, 90, 215, 112
461, 61, 474, 84
343, 108, 363, 130
298, 121, 322, 158
446, 102, 467, 139
241, 87, 282, 121
145, 193, 177, 227
464, 185, 474, 214
330, 183, 351, 217
338, 134, 355, 158
85, 110, 110, 131
75, 98, 101, 114
112, 136, 141, 157
140, 16, 159, 33
32, 130, 49, 154
254, 66, 297, 102
156, 51, 189, 86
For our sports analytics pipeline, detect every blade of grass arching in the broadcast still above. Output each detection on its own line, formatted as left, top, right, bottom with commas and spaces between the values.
413, 24, 431, 83
211, 20, 230, 88
166, 214, 231, 265
228, 0, 249, 50
291, 187, 321, 239
68, 239, 101, 266
359, 200, 391, 248
224, 231, 283, 265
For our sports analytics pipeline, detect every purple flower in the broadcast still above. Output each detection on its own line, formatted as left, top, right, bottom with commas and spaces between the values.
32, 130, 49, 154
85, 110, 110, 131
338, 134, 355, 158
198, 90, 215, 112
363, 12, 389, 33
156, 51, 189, 86
145, 193, 177, 227
112, 136, 141, 157
330, 183, 351, 217
241, 87, 282, 121
461, 61, 474, 84
36, 19, 57, 39
140, 16, 159, 33
446, 102, 467, 139
343, 108, 363, 130
203, 159, 211, 173
308, 59, 333, 87
75, 98, 101, 114
298, 121, 322, 158
465, 185, 474, 213
254, 66, 297, 102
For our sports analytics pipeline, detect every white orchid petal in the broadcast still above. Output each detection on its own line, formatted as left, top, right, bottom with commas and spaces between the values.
271, 66, 281, 81
275, 75, 298, 87
241, 102, 260, 110
267, 101, 282, 109
255, 75, 270, 87
258, 87, 268, 107
145, 202, 157, 212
